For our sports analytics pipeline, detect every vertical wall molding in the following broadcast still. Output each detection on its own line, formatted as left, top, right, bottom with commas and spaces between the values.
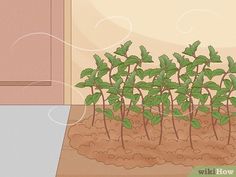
64, 0, 72, 104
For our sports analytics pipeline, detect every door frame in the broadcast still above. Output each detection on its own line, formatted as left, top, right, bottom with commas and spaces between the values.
64, 0, 72, 105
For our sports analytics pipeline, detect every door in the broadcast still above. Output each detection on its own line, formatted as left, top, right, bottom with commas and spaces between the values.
0, 0, 64, 104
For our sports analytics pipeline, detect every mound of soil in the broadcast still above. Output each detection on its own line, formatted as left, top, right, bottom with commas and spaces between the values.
68, 107, 236, 169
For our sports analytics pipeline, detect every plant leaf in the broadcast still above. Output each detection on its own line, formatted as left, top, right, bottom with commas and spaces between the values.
80, 68, 94, 78
83, 79, 94, 87
176, 86, 188, 94
135, 81, 152, 90
200, 94, 208, 105
161, 93, 170, 106
231, 112, 236, 117
104, 53, 122, 67
125, 71, 136, 87
98, 67, 109, 78
212, 69, 225, 77
219, 116, 229, 125
148, 88, 160, 95
197, 105, 209, 113
227, 56, 236, 73
180, 73, 191, 82
95, 108, 103, 113
204, 81, 220, 90
151, 115, 161, 125
204, 69, 213, 80
113, 115, 121, 121
118, 63, 127, 74
129, 105, 141, 113
213, 96, 227, 104
123, 118, 132, 129
166, 81, 179, 89
212, 101, 224, 108
224, 79, 232, 90
212, 111, 222, 120
143, 95, 161, 107
85, 95, 93, 105
124, 55, 140, 66
183, 41, 201, 56
104, 109, 113, 119
143, 110, 154, 120
166, 67, 177, 78
111, 73, 122, 82
208, 46, 221, 63
93, 54, 103, 67
186, 64, 196, 76
114, 41, 132, 56
191, 119, 201, 129
75, 82, 86, 88
176, 94, 187, 105
113, 101, 122, 111
107, 87, 119, 94
173, 108, 183, 118
193, 72, 204, 88
114, 78, 123, 89
136, 68, 145, 80
159, 54, 170, 68
144, 68, 161, 78
229, 74, 236, 89
92, 92, 101, 104
173, 52, 191, 67
98, 81, 110, 89
140, 45, 153, 63
193, 55, 208, 66
216, 88, 228, 96
181, 101, 190, 112
230, 97, 236, 106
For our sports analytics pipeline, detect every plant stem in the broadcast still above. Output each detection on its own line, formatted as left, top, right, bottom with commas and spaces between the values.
193, 65, 199, 83
204, 87, 218, 140
215, 71, 228, 125
91, 86, 96, 126
159, 101, 164, 145
120, 62, 136, 148
149, 75, 158, 109
157, 104, 161, 117
168, 89, 179, 140
145, 107, 152, 126
120, 97, 125, 149
109, 67, 113, 86
137, 88, 150, 140
177, 67, 181, 85
158, 89, 165, 145
189, 95, 194, 149
124, 65, 131, 83
126, 100, 132, 116
98, 87, 110, 139
226, 89, 233, 145
202, 63, 207, 72
220, 72, 228, 88
193, 64, 207, 117
126, 63, 140, 116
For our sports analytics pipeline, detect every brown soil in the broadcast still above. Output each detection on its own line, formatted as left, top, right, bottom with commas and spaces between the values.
68, 107, 236, 169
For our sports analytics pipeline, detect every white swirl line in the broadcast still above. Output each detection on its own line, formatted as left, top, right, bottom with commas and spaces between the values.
176, 9, 219, 34
11, 16, 133, 52
21, 80, 87, 126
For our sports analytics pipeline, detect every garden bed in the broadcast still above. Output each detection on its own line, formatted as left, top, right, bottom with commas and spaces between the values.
68, 107, 236, 169
71, 40, 236, 169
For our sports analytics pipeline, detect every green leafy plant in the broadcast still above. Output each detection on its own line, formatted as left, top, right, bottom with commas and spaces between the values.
76, 40, 236, 149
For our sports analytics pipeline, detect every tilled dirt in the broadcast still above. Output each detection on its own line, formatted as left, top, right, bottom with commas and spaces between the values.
68, 109, 236, 169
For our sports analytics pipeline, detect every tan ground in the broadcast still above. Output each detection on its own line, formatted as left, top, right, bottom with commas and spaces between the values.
56, 105, 236, 177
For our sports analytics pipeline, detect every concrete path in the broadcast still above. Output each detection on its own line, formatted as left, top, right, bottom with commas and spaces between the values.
0, 106, 70, 177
